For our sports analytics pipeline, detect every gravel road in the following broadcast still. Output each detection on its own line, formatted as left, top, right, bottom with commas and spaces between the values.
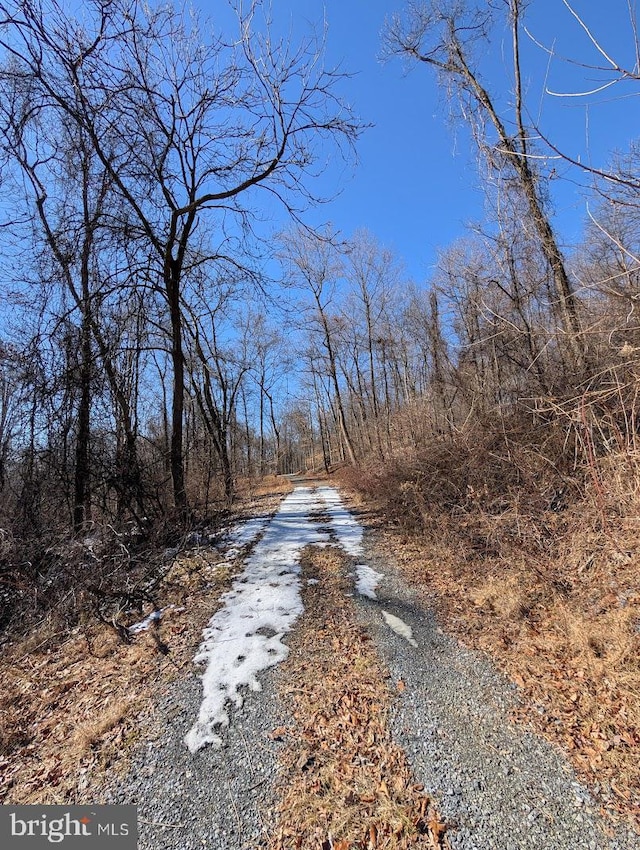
100, 669, 282, 849
356, 524, 639, 850
95, 485, 639, 849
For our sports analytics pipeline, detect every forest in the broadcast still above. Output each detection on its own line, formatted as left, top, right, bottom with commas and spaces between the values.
0, 0, 638, 838
0, 0, 638, 673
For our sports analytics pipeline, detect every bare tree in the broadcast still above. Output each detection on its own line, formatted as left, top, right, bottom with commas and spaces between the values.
280, 227, 358, 466
342, 230, 401, 459
185, 293, 250, 505
0, 81, 153, 527
527, 1, 640, 191
0, 0, 360, 518
247, 315, 290, 476
0, 342, 26, 497
384, 0, 588, 372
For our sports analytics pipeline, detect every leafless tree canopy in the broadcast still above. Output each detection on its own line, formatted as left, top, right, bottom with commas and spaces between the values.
0, 0, 360, 526
0, 0, 639, 655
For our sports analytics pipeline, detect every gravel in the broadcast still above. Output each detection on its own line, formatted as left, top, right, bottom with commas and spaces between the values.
91, 488, 639, 850
355, 527, 640, 850
94, 655, 283, 849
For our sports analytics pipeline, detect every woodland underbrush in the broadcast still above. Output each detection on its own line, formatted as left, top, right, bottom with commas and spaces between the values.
0, 475, 291, 803
0, 473, 291, 650
340, 415, 640, 830
0, 545, 228, 804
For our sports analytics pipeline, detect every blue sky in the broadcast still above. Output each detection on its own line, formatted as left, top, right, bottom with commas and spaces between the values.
218, 0, 639, 283
4, 1, 636, 301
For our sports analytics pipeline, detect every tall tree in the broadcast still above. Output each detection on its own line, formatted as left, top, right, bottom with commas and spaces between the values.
0, 80, 150, 527
280, 228, 358, 466
385, 0, 588, 373
0, 0, 360, 517
343, 230, 400, 459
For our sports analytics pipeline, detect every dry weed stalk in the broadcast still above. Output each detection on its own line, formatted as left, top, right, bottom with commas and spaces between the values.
0, 476, 292, 805
372, 505, 640, 831
0, 545, 240, 803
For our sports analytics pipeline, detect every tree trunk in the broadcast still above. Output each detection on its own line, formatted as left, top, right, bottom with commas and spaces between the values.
167, 271, 188, 515
72, 174, 94, 533
73, 312, 92, 532
318, 309, 358, 465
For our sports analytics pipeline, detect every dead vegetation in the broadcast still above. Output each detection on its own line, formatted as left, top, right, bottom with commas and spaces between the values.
270, 544, 449, 850
0, 550, 228, 805
338, 422, 640, 834
235, 473, 295, 501
0, 483, 287, 805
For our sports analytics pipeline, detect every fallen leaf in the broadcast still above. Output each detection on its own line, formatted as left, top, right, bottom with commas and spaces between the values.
269, 726, 287, 741
295, 751, 314, 771
428, 811, 448, 844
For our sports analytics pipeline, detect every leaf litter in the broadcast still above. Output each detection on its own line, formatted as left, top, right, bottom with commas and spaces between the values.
368, 506, 640, 833
270, 543, 449, 850
0, 488, 290, 805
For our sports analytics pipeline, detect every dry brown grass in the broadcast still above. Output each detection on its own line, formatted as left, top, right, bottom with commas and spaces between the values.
71, 698, 139, 755
0, 539, 250, 804
339, 482, 640, 833
235, 473, 295, 500
0, 631, 152, 804
270, 544, 448, 850
0, 477, 291, 805
337, 430, 640, 831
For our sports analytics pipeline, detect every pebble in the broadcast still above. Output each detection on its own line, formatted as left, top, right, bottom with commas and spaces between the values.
354, 531, 640, 850
82, 504, 640, 850
92, 672, 284, 849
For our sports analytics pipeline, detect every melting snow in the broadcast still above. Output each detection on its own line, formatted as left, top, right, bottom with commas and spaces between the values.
355, 564, 384, 599
185, 484, 390, 753
317, 486, 364, 556
185, 487, 331, 753
220, 515, 271, 560
128, 610, 162, 634
227, 515, 271, 547
317, 487, 386, 598
382, 610, 418, 647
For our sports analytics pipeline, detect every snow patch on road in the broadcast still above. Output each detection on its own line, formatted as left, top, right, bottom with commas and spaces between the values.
355, 564, 384, 599
317, 487, 387, 600
382, 610, 418, 647
317, 486, 364, 556
185, 487, 330, 753
221, 515, 271, 560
